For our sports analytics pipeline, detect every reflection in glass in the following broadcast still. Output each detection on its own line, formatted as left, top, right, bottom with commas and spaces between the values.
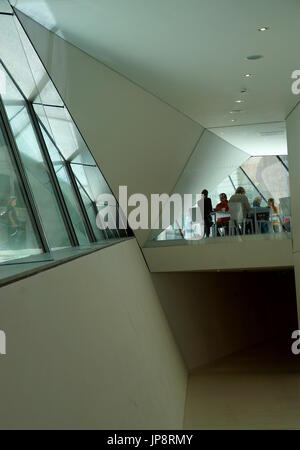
2, 73, 71, 250
71, 163, 129, 239
230, 167, 267, 206
154, 155, 291, 241
242, 156, 289, 205
41, 128, 90, 246
210, 176, 236, 209
0, 120, 42, 262
0, 0, 12, 14
34, 104, 95, 163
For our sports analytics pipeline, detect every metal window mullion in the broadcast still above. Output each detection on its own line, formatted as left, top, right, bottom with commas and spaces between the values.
0, 59, 27, 100
65, 161, 97, 243
240, 166, 268, 203
276, 156, 289, 172
35, 111, 96, 243
27, 101, 79, 247
0, 96, 49, 253
229, 175, 236, 191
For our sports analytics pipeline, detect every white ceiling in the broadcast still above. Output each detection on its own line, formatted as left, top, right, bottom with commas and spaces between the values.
210, 121, 287, 156
11, 0, 300, 131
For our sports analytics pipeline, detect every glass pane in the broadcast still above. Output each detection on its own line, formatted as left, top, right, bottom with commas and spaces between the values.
0, 119, 42, 262
242, 156, 290, 205
76, 182, 106, 241
14, 16, 64, 106
279, 155, 289, 170
0, 15, 36, 100
230, 167, 266, 206
71, 164, 112, 202
1, 72, 71, 250
71, 163, 126, 240
0, 0, 12, 14
210, 176, 236, 210
0, 14, 62, 106
33, 104, 95, 163
41, 128, 91, 246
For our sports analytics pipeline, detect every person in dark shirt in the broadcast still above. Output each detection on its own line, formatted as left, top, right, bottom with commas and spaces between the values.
202, 189, 213, 238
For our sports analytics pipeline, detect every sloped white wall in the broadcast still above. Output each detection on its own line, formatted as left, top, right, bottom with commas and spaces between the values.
16, 10, 203, 245
174, 130, 249, 197
0, 239, 187, 429
148, 129, 249, 240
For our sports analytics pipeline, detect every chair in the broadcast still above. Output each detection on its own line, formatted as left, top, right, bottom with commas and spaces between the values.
215, 211, 230, 237
184, 207, 205, 240
228, 202, 253, 235
251, 207, 272, 234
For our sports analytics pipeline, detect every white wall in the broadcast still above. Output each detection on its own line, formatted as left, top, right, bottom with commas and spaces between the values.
174, 130, 249, 197
148, 129, 250, 239
16, 10, 203, 246
286, 103, 300, 324
144, 236, 293, 272
0, 239, 187, 429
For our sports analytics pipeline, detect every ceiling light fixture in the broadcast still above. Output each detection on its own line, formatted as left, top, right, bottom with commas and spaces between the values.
244, 73, 254, 78
235, 100, 244, 103
258, 26, 269, 32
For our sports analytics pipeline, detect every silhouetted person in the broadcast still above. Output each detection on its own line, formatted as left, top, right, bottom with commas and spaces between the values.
202, 189, 213, 238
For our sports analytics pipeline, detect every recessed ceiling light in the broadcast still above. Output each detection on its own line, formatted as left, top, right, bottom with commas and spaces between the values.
258, 26, 269, 32
244, 73, 254, 78
231, 119, 236, 122
235, 100, 244, 103
246, 54, 264, 60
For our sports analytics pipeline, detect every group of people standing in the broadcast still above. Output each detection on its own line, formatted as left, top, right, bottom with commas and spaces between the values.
201, 188, 279, 238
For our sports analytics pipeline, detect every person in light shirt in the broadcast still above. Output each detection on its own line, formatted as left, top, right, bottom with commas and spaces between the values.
229, 186, 251, 218
268, 198, 280, 232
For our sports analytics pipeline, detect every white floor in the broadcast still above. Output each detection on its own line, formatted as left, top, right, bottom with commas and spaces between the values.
184, 338, 300, 429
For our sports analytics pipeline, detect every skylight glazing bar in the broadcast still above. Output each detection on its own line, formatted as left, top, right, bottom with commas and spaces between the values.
36, 113, 99, 215
27, 101, 79, 247
65, 161, 97, 243
0, 58, 27, 100
277, 155, 289, 172
240, 166, 268, 203
0, 0, 13, 15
